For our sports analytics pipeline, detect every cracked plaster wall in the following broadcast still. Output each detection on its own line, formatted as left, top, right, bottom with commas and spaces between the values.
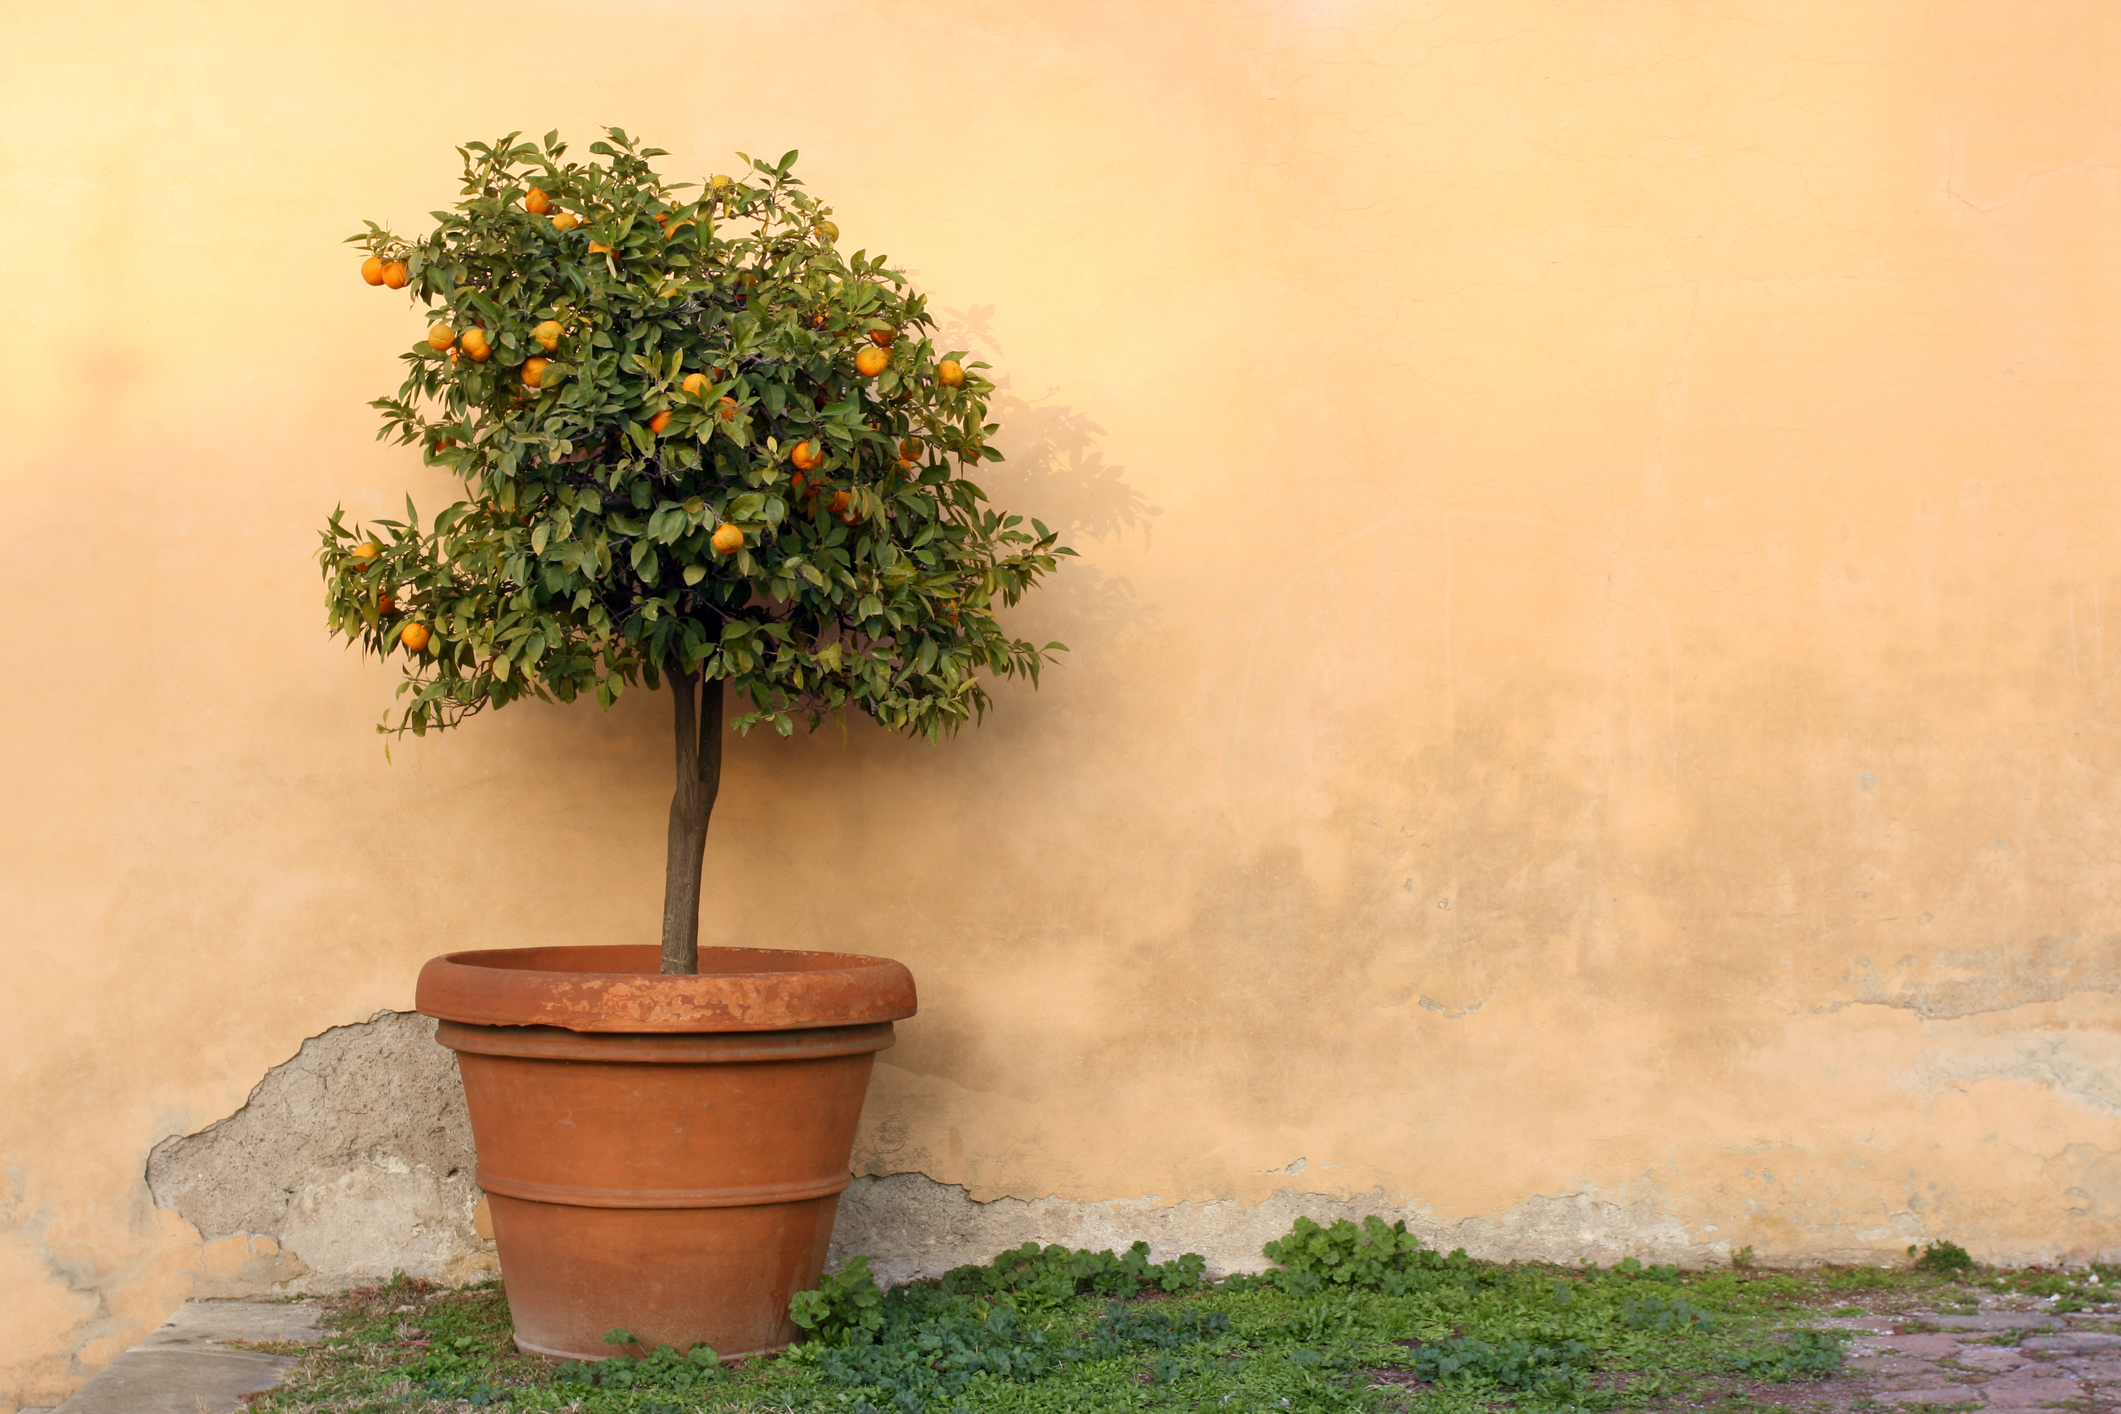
7, 3, 2121, 1412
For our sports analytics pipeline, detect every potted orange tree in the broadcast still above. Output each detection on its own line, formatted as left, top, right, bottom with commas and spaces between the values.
320, 130, 1069, 1360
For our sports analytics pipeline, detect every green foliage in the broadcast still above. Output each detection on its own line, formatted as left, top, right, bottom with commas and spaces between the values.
1913, 1239, 1976, 1275
321, 129, 1070, 741
787, 1255, 885, 1345
553, 1332, 723, 1389
264, 1223, 1884, 1414
1401, 1335, 1597, 1391
1260, 1215, 1450, 1294
935, 1240, 1208, 1311
1621, 1294, 1717, 1331
1732, 1328, 1850, 1380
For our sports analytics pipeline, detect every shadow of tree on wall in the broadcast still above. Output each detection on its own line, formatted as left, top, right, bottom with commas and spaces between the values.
933, 304, 1158, 654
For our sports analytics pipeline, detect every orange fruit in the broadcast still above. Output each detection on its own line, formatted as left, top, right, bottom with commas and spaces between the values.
427, 324, 455, 352
360, 256, 385, 286
532, 320, 562, 352
400, 622, 431, 651
652, 212, 669, 227
790, 472, 812, 498
460, 328, 491, 362
381, 261, 409, 290
937, 359, 965, 388
829, 490, 851, 514
895, 458, 916, 471
522, 357, 550, 388
352, 541, 380, 563
550, 212, 578, 234
588, 241, 613, 255
525, 187, 552, 215
899, 437, 924, 459
790, 440, 823, 471
711, 523, 743, 555
718, 396, 738, 421
648, 409, 672, 434
870, 327, 898, 347
813, 219, 839, 242
855, 346, 890, 378
377, 593, 396, 614
681, 372, 710, 397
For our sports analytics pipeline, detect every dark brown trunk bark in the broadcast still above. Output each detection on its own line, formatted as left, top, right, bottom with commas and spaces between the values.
659, 670, 724, 975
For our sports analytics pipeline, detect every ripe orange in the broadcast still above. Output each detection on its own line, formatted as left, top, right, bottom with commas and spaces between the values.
532, 320, 562, 352
588, 241, 613, 255
460, 328, 492, 362
855, 346, 890, 378
525, 187, 552, 215
896, 458, 916, 471
814, 219, 840, 243
718, 397, 738, 421
648, 409, 672, 434
790, 440, 823, 471
427, 324, 455, 352
400, 622, 431, 651
550, 212, 578, 234
381, 261, 409, 290
899, 437, 924, 459
830, 491, 851, 514
937, 359, 965, 388
360, 256, 385, 286
711, 523, 744, 555
790, 472, 812, 499
378, 593, 396, 614
681, 372, 710, 397
522, 357, 550, 388
870, 327, 898, 347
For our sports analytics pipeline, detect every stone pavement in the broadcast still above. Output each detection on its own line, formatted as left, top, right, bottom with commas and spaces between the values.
46, 1301, 324, 1414
1823, 1308, 2121, 1411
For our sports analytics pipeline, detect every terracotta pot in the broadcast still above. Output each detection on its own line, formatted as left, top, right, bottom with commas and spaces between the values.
416, 944, 916, 1360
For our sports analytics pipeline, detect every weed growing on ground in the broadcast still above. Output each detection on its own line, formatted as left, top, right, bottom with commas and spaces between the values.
261, 1224, 2108, 1414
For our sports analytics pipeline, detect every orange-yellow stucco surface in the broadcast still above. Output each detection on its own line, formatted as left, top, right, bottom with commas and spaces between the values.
4, 0, 2119, 1406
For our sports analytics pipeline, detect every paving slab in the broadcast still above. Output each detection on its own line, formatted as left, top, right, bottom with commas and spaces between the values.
55, 1301, 324, 1414
1918, 1312, 2065, 1332
1872, 1386, 1981, 1406
2023, 1332, 2121, 1353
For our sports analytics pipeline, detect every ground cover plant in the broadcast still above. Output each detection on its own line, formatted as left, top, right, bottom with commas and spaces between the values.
253, 1217, 2121, 1414
323, 130, 1070, 973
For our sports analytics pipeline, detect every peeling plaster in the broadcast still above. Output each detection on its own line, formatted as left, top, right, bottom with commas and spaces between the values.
1845, 940, 2121, 1019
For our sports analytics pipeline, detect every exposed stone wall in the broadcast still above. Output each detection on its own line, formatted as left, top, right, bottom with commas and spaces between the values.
146, 1013, 497, 1292
146, 1011, 1741, 1298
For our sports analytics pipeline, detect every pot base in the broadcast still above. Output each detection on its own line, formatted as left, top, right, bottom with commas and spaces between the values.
490, 1192, 841, 1360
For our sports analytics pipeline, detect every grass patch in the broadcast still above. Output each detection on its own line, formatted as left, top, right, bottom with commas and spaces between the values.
261, 1222, 1956, 1414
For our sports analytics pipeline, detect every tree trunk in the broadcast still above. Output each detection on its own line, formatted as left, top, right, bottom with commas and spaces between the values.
660, 670, 724, 975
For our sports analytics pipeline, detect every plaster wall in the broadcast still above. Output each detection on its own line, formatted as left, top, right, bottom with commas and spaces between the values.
4, 1, 2120, 1408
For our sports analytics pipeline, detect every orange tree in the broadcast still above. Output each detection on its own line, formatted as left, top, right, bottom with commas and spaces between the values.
320, 131, 1070, 973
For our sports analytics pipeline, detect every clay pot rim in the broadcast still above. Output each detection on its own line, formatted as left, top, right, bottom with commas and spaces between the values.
416, 943, 916, 1034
